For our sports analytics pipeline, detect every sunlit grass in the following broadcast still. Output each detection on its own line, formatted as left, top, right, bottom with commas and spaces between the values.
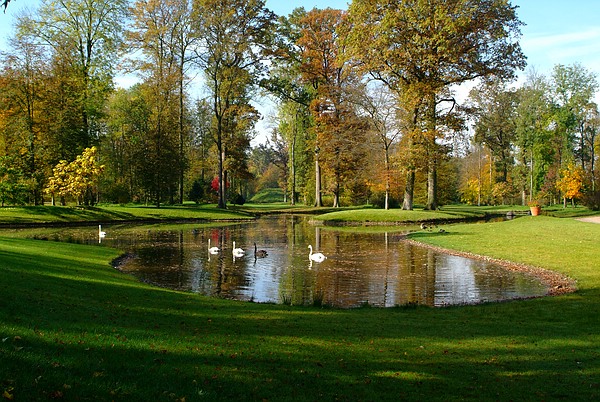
313, 206, 487, 223
0, 204, 253, 225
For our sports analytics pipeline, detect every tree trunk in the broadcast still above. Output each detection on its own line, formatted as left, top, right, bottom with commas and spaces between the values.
290, 126, 296, 206
384, 146, 390, 210
332, 181, 340, 208
425, 93, 438, 210
426, 157, 438, 210
402, 169, 415, 210
314, 148, 322, 207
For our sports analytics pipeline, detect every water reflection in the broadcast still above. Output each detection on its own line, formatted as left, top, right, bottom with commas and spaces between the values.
15, 215, 547, 308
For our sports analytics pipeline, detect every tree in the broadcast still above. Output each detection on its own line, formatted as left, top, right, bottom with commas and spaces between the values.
18, 0, 128, 150
192, 0, 276, 208
556, 161, 584, 207
347, 0, 526, 209
128, 0, 191, 206
550, 63, 599, 177
263, 8, 314, 205
102, 85, 152, 203
45, 146, 104, 205
515, 70, 553, 202
297, 7, 366, 207
0, 34, 49, 204
0, 156, 29, 206
355, 83, 402, 209
467, 79, 518, 183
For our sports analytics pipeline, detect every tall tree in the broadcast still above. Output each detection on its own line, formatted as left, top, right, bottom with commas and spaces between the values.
0, 34, 49, 204
192, 0, 275, 208
18, 0, 128, 150
515, 69, 553, 201
355, 83, 402, 209
347, 0, 526, 209
263, 8, 314, 205
467, 79, 518, 183
550, 63, 599, 174
128, 0, 189, 206
297, 7, 365, 207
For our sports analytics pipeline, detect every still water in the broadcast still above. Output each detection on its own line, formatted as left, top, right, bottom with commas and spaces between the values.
30, 215, 547, 308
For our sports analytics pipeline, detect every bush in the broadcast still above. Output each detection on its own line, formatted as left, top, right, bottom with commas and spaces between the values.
230, 193, 245, 205
370, 191, 400, 209
582, 190, 600, 211
188, 179, 205, 204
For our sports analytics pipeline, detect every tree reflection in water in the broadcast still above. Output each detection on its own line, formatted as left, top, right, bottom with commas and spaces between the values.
43, 216, 549, 308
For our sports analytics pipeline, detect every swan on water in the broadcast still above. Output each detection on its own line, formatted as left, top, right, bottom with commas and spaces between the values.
232, 241, 245, 257
308, 245, 326, 263
254, 243, 268, 258
208, 239, 220, 254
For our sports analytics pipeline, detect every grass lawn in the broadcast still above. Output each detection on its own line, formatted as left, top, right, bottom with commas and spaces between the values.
312, 204, 531, 224
1, 207, 600, 400
0, 204, 253, 226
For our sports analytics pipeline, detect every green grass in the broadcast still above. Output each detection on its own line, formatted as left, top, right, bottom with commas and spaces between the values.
1, 208, 600, 400
313, 205, 491, 224
248, 188, 285, 203
0, 204, 253, 225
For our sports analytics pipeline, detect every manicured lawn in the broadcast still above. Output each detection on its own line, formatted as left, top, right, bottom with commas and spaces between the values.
312, 204, 531, 224
0, 204, 253, 225
1, 207, 599, 400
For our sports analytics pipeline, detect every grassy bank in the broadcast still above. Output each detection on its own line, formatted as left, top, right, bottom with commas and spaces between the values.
1, 210, 600, 400
0, 204, 253, 226
313, 204, 522, 224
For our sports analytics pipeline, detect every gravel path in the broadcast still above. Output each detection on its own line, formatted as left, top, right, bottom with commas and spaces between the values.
576, 216, 600, 224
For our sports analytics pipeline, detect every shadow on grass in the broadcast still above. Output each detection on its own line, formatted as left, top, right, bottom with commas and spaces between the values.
1, 237, 599, 400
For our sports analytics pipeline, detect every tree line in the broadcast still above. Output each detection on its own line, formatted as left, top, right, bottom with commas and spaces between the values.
0, 0, 597, 209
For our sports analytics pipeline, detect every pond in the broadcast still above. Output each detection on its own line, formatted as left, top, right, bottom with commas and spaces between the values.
18, 215, 548, 308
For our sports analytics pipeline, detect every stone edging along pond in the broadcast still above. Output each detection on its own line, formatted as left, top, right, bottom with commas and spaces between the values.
403, 238, 577, 298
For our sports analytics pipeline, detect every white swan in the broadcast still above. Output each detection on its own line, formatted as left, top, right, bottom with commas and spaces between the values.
208, 239, 220, 255
308, 245, 327, 263
99, 224, 106, 238
232, 241, 245, 257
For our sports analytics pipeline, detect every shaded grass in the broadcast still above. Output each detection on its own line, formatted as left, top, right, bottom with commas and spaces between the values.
1, 214, 600, 400
0, 204, 252, 226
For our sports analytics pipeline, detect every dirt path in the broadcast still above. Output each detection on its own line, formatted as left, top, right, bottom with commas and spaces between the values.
576, 216, 600, 224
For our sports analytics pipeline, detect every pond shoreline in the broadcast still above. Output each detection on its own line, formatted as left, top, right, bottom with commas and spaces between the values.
0, 217, 253, 229
402, 238, 577, 297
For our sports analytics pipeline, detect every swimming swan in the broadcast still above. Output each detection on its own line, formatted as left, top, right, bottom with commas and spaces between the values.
254, 243, 268, 258
232, 241, 245, 257
308, 245, 327, 262
208, 239, 220, 254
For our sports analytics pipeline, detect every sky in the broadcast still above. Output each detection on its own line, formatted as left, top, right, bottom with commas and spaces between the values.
2, 0, 598, 79
1, 0, 599, 142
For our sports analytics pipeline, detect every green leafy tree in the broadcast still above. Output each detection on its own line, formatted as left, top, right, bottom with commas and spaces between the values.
515, 70, 554, 201
346, 0, 526, 210
17, 0, 128, 149
128, 0, 190, 206
467, 79, 519, 183
0, 157, 29, 206
192, 0, 276, 208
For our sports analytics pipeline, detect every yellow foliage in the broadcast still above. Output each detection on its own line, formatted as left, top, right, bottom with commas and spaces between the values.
44, 147, 104, 203
556, 162, 584, 200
